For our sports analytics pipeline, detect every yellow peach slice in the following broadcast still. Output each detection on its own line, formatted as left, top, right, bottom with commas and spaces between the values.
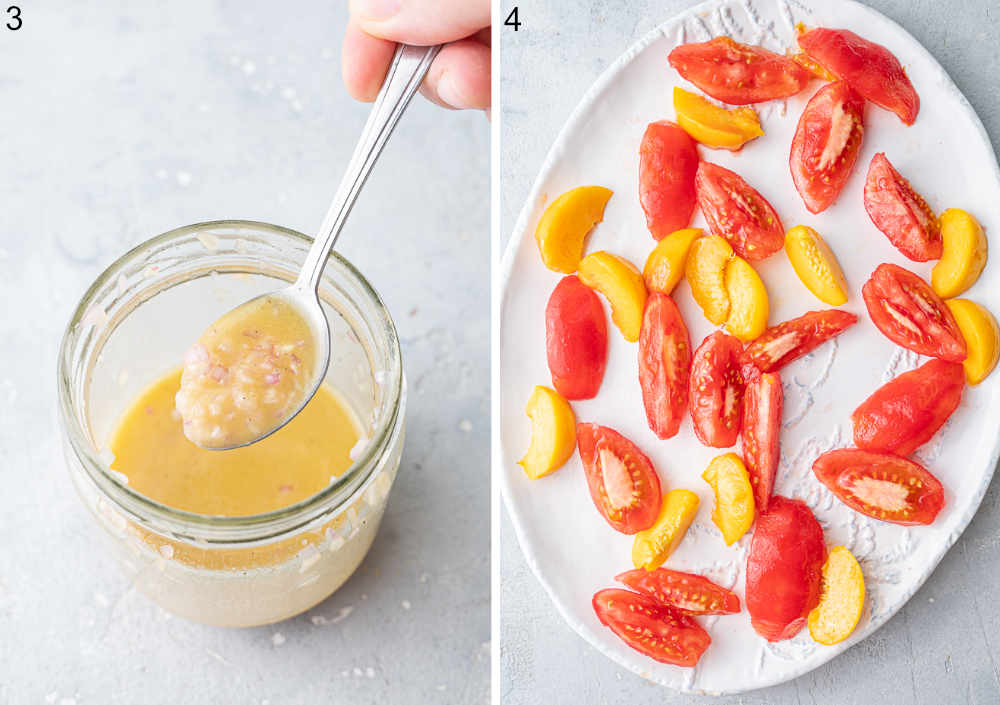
686, 235, 734, 325
643, 227, 702, 295
808, 546, 865, 645
518, 385, 577, 480
673, 87, 764, 151
578, 251, 648, 342
701, 453, 755, 545
932, 208, 988, 299
785, 225, 848, 306
725, 257, 769, 342
945, 298, 1000, 385
632, 489, 700, 571
534, 186, 613, 273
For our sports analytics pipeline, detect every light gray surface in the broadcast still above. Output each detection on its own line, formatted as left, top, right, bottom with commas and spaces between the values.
500, 1, 1000, 702
0, 3, 488, 704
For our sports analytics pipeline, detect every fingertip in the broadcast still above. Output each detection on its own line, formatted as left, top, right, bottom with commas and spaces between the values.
421, 39, 491, 110
342, 20, 397, 102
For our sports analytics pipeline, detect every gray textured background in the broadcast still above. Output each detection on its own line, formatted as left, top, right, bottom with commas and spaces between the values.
0, 2, 488, 704
500, 1, 1000, 703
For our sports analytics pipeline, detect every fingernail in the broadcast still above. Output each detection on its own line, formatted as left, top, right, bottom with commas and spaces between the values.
353, 0, 401, 21
436, 73, 466, 109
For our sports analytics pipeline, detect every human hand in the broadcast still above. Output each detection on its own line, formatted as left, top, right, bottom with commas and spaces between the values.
342, 0, 490, 111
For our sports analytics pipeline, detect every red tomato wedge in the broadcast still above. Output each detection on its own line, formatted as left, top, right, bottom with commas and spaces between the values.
577, 423, 662, 534
798, 27, 920, 125
615, 568, 740, 616
689, 331, 745, 448
862, 264, 966, 362
742, 372, 783, 513
852, 359, 965, 457
545, 275, 608, 400
592, 588, 711, 666
639, 293, 692, 439
639, 121, 700, 241
813, 449, 945, 525
668, 36, 811, 105
789, 81, 865, 214
743, 309, 858, 373
695, 161, 785, 261
863, 153, 941, 261
746, 496, 825, 642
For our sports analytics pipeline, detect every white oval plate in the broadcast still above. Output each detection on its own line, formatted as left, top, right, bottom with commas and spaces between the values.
500, 0, 1000, 694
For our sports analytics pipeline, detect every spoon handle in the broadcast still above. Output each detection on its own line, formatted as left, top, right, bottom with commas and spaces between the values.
296, 43, 441, 292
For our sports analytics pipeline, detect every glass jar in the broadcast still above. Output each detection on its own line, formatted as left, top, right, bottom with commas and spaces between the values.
57, 220, 405, 627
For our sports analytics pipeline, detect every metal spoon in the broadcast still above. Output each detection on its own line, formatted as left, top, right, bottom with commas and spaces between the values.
179, 44, 440, 450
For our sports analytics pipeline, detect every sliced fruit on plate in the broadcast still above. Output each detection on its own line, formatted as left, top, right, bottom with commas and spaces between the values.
545, 275, 608, 400
577, 250, 648, 343
592, 588, 711, 666
639, 121, 700, 241
615, 567, 740, 616
702, 452, 755, 546
695, 161, 785, 261
638, 293, 692, 440
533, 185, 613, 273
862, 263, 967, 362
686, 234, 734, 325
863, 153, 941, 262
668, 36, 811, 105
518, 385, 577, 480
932, 208, 988, 299
672, 86, 763, 151
742, 309, 858, 373
689, 331, 745, 448
812, 449, 945, 526
946, 298, 1000, 385
791, 51, 836, 81
741, 372, 783, 513
577, 423, 661, 534
746, 496, 826, 642
798, 27, 920, 125
789, 81, 865, 214
851, 358, 965, 457
643, 227, 701, 295
724, 256, 769, 342
808, 545, 866, 646
632, 489, 700, 570
784, 225, 849, 306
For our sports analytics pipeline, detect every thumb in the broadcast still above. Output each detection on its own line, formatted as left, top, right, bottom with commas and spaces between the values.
349, 0, 489, 45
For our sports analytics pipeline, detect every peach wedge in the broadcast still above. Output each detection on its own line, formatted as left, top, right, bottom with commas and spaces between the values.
632, 489, 700, 571
785, 225, 849, 306
673, 87, 764, 151
945, 298, 1000, 385
702, 453, 755, 546
932, 208, 988, 299
643, 227, 702, 295
518, 385, 577, 480
808, 546, 865, 645
534, 185, 613, 273
578, 251, 648, 342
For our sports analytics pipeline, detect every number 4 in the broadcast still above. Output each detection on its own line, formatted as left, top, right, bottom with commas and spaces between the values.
504, 6, 520, 31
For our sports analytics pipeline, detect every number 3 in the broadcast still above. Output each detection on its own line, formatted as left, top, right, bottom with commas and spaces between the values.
7, 5, 21, 30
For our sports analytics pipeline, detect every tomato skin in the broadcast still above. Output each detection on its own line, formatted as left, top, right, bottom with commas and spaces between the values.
696, 161, 784, 261
592, 588, 711, 667
638, 294, 692, 439
639, 121, 700, 241
545, 275, 608, 400
746, 496, 826, 642
852, 359, 965, 456
577, 423, 662, 534
743, 309, 858, 373
862, 264, 967, 362
863, 153, 941, 262
689, 331, 745, 448
742, 372, 783, 513
616, 568, 740, 616
789, 81, 865, 214
798, 27, 919, 125
668, 36, 811, 105
812, 449, 945, 525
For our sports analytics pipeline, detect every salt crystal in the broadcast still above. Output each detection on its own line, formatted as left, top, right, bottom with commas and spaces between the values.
176, 171, 192, 187
419, 573, 429, 583
401, 600, 411, 610
117, 369, 129, 386
155, 168, 168, 179
272, 632, 286, 646
234, 238, 249, 253
365, 667, 375, 678
45, 693, 57, 704
95, 592, 109, 607
353, 667, 363, 677
281, 87, 296, 100
435, 684, 447, 691
291, 99, 303, 113
321, 48, 333, 59
196, 232, 221, 250
98, 447, 115, 467
242, 60, 256, 75
81, 306, 108, 330
459, 419, 473, 432
929, 597, 935, 603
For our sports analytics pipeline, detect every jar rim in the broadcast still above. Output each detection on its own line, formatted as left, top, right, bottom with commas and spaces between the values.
56, 220, 404, 544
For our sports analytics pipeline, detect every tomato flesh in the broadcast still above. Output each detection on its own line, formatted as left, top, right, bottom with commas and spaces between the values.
638, 293, 692, 439
862, 263, 966, 362
789, 81, 865, 214
696, 161, 784, 261
813, 449, 945, 525
545, 275, 608, 399
742, 371, 783, 513
864, 153, 940, 262
668, 36, 811, 105
616, 568, 740, 616
592, 588, 711, 666
689, 331, 744, 448
743, 309, 858, 373
639, 121, 700, 241
577, 423, 661, 534
799, 27, 920, 125
746, 496, 825, 642
853, 358, 965, 456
